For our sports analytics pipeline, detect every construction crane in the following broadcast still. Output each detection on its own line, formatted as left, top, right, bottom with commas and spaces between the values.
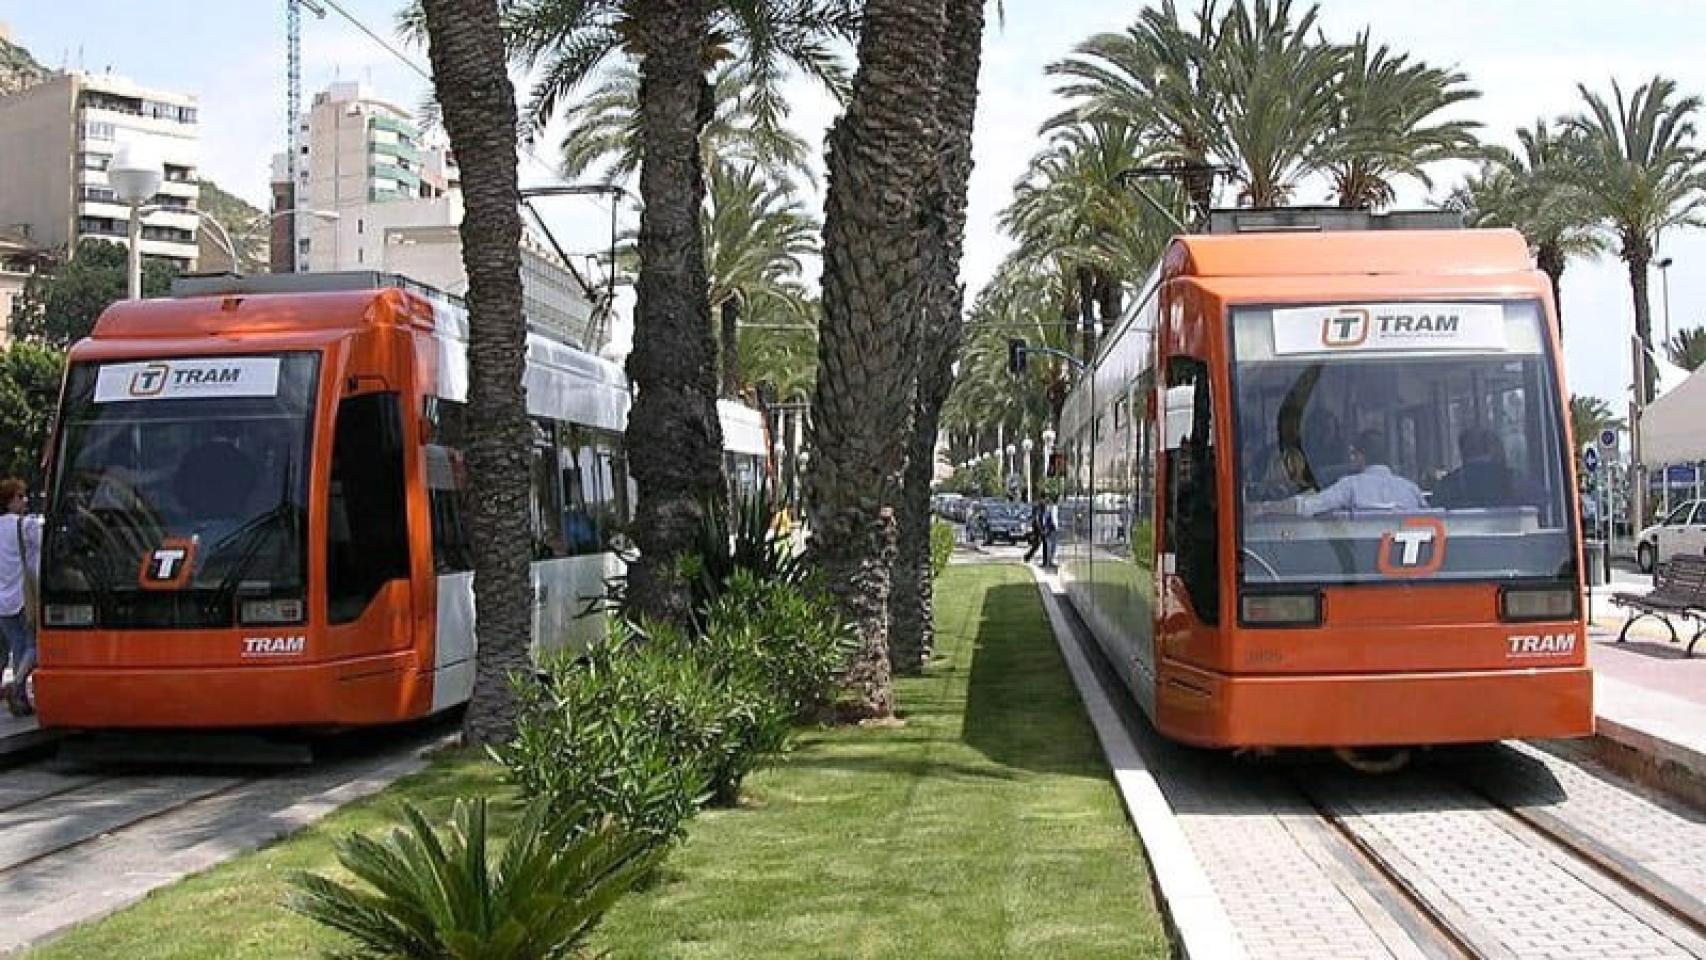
286, 0, 327, 270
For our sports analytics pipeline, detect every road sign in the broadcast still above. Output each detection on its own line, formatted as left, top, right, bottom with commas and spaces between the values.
1597, 427, 1619, 452
1582, 446, 1600, 474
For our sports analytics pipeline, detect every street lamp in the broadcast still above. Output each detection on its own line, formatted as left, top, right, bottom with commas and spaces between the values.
1022, 437, 1035, 502
109, 143, 163, 300
1658, 256, 1675, 347
153, 207, 339, 275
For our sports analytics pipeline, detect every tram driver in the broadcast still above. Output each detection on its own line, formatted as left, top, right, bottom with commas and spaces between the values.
1262, 430, 1425, 516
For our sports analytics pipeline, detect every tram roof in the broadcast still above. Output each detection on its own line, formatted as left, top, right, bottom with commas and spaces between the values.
1165, 228, 1532, 280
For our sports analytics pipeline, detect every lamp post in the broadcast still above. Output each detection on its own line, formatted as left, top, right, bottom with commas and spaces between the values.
1004, 443, 1017, 498
1658, 256, 1675, 347
1022, 437, 1035, 502
152, 206, 339, 274
109, 143, 163, 300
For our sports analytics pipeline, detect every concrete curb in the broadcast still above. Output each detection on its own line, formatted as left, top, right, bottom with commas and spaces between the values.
1029, 569, 1245, 960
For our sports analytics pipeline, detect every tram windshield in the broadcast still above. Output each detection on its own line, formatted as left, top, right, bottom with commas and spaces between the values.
1231, 301, 1574, 585
43, 354, 319, 627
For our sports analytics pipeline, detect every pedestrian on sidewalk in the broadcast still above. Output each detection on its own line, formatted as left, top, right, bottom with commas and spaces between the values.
1041, 494, 1059, 569
1023, 498, 1044, 563
0, 478, 42, 717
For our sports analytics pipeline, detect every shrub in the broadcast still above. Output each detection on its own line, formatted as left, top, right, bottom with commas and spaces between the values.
288, 797, 656, 960
930, 519, 955, 578
701, 571, 852, 722
499, 628, 708, 845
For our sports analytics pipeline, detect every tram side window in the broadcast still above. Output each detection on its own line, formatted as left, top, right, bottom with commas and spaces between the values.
530, 419, 568, 560
327, 392, 411, 623
1165, 356, 1219, 623
427, 399, 476, 573
557, 425, 633, 556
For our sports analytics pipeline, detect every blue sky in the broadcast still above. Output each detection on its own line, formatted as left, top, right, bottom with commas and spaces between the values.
4, 0, 1706, 407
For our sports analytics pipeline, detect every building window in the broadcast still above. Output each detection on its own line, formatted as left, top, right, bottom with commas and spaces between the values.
79, 152, 110, 171
357, 218, 363, 235
82, 121, 115, 141
356, 248, 363, 264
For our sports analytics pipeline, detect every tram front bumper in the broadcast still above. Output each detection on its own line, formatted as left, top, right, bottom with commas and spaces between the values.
34, 651, 430, 730
1154, 660, 1594, 749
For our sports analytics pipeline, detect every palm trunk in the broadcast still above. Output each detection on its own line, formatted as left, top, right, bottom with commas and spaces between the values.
1536, 242, 1566, 340
890, 0, 986, 677
811, 0, 948, 720
720, 295, 741, 398
1625, 238, 1655, 402
420, 0, 531, 745
1097, 270, 1122, 333
625, 0, 725, 626
1076, 265, 1097, 360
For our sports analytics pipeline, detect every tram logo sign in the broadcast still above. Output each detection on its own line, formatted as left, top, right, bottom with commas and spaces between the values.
1320, 308, 1370, 348
94, 357, 282, 403
138, 539, 195, 590
1507, 632, 1577, 659
1274, 303, 1507, 355
242, 635, 306, 658
1376, 517, 1446, 577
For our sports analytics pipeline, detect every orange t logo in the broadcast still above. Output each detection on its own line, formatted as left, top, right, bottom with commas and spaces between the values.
1377, 517, 1446, 577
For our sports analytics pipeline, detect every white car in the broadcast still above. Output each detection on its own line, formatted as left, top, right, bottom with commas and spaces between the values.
1637, 499, 1706, 573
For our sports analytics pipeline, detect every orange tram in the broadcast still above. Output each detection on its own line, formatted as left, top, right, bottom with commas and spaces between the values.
1057, 209, 1592, 750
33, 272, 770, 731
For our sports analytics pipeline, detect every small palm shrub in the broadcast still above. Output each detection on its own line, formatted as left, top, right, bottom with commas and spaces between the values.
690, 487, 806, 615
930, 519, 955, 578
288, 798, 655, 960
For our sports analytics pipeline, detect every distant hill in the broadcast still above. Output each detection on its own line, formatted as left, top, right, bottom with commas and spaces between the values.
196, 181, 270, 273
0, 32, 51, 97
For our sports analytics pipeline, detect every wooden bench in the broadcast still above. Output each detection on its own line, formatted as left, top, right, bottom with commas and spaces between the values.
1610, 554, 1706, 656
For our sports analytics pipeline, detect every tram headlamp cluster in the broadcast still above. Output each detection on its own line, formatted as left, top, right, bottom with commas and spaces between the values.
44, 603, 95, 627
1239, 592, 1320, 627
1499, 587, 1575, 622
240, 598, 305, 624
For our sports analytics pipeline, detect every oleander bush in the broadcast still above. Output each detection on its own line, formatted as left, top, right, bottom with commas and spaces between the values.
931, 518, 955, 577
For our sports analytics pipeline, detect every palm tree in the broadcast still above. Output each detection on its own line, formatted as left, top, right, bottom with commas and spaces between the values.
1667, 326, 1706, 371
417, 0, 534, 744
1200, 0, 1344, 206
740, 306, 817, 400
704, 162, 818, 398
890, 0, 987, 676
1046, 0, 1220, 218
1564, 76, 1706, 401
812, 0, 949, 720
1047, 0, 1342, 213
506, 0, 858, 623
1322, 31, 1481, 209
1447, 120, 1606, 336
559, 60, 816, 188
1570, 395, 1625, 448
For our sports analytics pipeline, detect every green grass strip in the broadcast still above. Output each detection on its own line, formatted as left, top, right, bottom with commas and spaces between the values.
30, 564, 1168, 959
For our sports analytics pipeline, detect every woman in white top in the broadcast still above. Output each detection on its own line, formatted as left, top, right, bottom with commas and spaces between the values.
0, 478, 42, 716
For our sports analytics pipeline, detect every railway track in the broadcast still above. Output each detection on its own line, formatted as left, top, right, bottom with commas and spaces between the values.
1041, 573, 1706, 960
0, 719, 457, 954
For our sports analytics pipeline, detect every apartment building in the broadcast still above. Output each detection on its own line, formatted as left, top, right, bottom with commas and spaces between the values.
271, 81, 457, 273
0, 71, 200, 270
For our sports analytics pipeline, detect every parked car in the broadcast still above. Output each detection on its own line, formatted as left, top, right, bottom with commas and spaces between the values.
1636, 499, 1705, 573
972, 501, 1031, 546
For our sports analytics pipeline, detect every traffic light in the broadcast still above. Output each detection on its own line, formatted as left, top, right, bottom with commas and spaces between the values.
1007, 338, 1027, 375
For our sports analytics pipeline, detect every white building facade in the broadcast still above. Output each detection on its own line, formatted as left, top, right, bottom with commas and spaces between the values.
0, 71, 200, 270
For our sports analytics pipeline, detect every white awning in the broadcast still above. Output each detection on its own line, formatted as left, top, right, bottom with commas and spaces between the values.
1641, 359, 1706, 466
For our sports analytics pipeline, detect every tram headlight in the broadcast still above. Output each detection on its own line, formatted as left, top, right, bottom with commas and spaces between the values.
1239, 592, 1320, 627
1499, 587, 1575, 622
240, 598, 305, 625
43, 603, 95, 627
